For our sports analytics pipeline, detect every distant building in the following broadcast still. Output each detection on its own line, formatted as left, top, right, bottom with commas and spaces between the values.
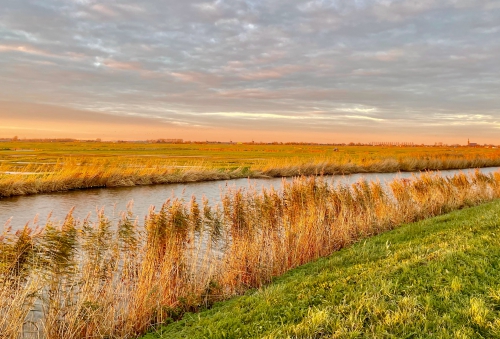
467, 139, 478, 147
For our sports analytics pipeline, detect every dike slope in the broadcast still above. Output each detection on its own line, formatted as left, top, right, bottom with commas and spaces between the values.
144, 200, 500, 338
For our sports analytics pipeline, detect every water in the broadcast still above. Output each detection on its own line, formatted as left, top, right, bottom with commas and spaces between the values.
1, 167, 499, 231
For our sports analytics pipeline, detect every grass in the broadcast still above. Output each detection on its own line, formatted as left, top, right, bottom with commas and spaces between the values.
1, 141, 500, 197
144, 199, 500, 339
2, 169, 500, 338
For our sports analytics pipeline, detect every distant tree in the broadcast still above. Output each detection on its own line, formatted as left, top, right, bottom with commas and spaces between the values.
12, 136, 18, 141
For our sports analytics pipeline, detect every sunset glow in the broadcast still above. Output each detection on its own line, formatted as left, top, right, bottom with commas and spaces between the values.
1, 1, 499, 143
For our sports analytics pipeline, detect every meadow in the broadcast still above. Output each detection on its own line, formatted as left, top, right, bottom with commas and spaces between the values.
1, 141, 500, 197
2, 168, 500, 339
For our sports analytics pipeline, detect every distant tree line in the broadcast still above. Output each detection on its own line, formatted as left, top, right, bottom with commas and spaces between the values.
0, 136, 497, 148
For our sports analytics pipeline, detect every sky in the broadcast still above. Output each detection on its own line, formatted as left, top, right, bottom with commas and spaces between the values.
0, 0, 499, 144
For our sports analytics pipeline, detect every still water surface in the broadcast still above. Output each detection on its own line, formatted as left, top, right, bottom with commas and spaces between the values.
2, 167, 499, 230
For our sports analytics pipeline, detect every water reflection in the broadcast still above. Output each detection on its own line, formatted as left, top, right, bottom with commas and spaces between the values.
1, 167, 499, 230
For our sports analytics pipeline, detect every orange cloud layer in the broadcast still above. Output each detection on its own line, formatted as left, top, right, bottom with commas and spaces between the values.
0, 101, 495, 144
0, 102, 364, 142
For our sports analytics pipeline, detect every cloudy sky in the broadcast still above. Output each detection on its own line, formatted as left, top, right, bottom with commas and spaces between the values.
1, 0, 499, 143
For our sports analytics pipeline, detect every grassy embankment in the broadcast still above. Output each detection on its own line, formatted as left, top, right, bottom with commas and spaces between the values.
144, 199, 500, 339
2, 169, 500, 339
1, 141, 500, 197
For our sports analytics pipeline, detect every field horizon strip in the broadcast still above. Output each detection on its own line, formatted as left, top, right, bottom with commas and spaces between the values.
2, 142, 500, 198
2, 168, 500, 338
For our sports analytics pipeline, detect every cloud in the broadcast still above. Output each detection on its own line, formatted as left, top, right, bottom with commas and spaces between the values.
202, 112, 307, 120
90, 4, 118, 17
0, 44, 57, 58
0, 0, 499, 143
343, 115, 385, 122
102, 59, 143, 71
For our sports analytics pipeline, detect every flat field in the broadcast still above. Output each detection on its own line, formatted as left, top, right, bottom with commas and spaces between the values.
144, 199, 500, 339
2, 141, 500, 168
1, 141, 500, 197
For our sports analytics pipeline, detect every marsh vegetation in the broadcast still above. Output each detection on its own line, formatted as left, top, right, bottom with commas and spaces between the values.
2, 169, 500, 338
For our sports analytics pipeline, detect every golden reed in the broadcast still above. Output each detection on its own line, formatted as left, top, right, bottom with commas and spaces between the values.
1, 170, 500, 338
2, 154, 500, 197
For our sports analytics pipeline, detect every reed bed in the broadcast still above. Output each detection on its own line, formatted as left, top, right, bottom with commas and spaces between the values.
0, 158, 252, 198
2, 152, 500, 197
260, 154, 500, 176
1, 170, 500, 339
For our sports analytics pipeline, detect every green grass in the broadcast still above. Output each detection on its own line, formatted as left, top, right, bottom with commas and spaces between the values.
143, 200, 500, 339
